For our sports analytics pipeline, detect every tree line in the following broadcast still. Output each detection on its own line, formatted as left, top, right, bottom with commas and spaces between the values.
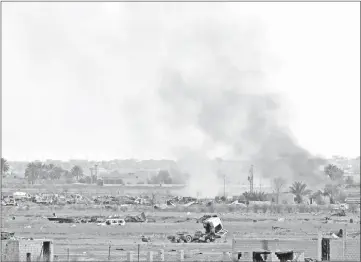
267, 164, 356, 204
2, 157, 358, 198
24, 162, 85, 184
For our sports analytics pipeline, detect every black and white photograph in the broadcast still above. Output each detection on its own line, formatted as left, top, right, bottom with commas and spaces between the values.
1, 1, 360, 261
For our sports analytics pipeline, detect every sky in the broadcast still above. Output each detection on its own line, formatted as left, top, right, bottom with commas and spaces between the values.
2, 2, 360, 162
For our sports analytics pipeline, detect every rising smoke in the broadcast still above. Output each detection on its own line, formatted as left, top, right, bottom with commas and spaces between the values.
157, 19, 326, 197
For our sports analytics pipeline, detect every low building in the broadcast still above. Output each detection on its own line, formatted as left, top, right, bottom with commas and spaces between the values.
343, 171, 360, 183
278, 192, 296, 204
1, 238, 54, 262
345, 196, 361, 205
99, 168, 159, 184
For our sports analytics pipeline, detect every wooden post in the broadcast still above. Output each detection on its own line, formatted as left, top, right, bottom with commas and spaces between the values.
67, 248, 70, 262
317, 230, 323, 261
147, 251, 153, 262
108, 244, 111, 260
159, 249, 165, 261
137, 244, 140, 262
177, 250, 184, 262
342, 224, 347, 261
26, 253, 31, 262
127, 251, 134, 262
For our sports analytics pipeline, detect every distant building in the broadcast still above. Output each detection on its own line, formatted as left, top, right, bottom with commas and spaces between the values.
99, 168, 159, 184
278, 192, 296, 204
343, 171, 360, 183
345, 196, 360, 205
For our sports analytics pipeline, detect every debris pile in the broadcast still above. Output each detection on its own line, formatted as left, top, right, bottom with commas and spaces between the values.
1, 231, 15, 240
124, 212, 147, 223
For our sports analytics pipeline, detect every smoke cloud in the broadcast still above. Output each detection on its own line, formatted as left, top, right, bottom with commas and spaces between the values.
157, 18, 326, 196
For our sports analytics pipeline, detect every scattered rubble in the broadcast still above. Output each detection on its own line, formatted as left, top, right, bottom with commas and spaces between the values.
1, 231, 15, 240
141, 235, 151, 242
124, 212, 147, 223
47, 216, 76, 223
331, 209, 346, 217
97, 218, 126, 226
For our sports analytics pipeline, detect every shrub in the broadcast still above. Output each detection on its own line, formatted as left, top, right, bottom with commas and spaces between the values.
84, 176, 91, 184
270, 204, 283, 214
252, 204, 260, 213
349, 204, 360, 213
308, 205, 320, 213
243, 191, 267, 201
244, 205, 250, 213
227, 205, 237, 212
284, 205, 294, 213
260, 204, 269, 213
298, 204, 308, 213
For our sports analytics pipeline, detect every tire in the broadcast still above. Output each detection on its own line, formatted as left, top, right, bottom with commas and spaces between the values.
185, 235, 192, 243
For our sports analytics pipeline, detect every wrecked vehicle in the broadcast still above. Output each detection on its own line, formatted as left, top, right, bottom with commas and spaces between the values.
13, 192, 32, 201
1, 195, 17, 206
47, 217, 76, 223
331, 209, 346, 217
167, 215, 228, 243
124, 212, 147, 223
97, 218, 126, 226
1, 231, 15, 240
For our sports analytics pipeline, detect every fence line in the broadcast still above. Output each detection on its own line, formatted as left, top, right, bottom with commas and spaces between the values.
53, 229, 360, 262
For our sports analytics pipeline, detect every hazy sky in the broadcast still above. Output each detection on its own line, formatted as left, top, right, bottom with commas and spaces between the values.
2, 2, 360, 161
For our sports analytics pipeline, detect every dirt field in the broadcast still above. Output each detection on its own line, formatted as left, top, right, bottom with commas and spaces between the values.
2, 204, 360, 261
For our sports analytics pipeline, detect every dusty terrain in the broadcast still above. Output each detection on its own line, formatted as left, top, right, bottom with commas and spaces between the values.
2, 203, 360, 261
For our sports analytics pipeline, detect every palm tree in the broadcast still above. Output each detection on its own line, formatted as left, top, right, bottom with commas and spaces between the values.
63, 170, 73, 179
25, 162, 40, 184
323, 184, 344, 204
38, 163, 50, 180
1, 158, 10, 175
289, 181, 312, 204
46, 164, 55, 170
52, 166, 64, 180
71, 165, 84, 181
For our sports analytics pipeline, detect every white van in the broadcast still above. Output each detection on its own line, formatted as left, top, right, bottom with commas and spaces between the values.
13, 192, 31, 201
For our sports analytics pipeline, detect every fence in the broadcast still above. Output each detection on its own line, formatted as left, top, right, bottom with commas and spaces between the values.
50, 227, 360, 262
232, 227, 360, 261
54, 245, 232, 262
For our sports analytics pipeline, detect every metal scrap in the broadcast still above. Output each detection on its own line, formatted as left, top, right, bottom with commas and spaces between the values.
124, 212, 147, 223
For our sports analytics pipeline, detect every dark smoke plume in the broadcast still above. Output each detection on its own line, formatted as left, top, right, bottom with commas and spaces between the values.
157, 19, 326, 194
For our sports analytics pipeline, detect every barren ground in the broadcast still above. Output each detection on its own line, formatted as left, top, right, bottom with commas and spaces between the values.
2, 204, 360, 261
